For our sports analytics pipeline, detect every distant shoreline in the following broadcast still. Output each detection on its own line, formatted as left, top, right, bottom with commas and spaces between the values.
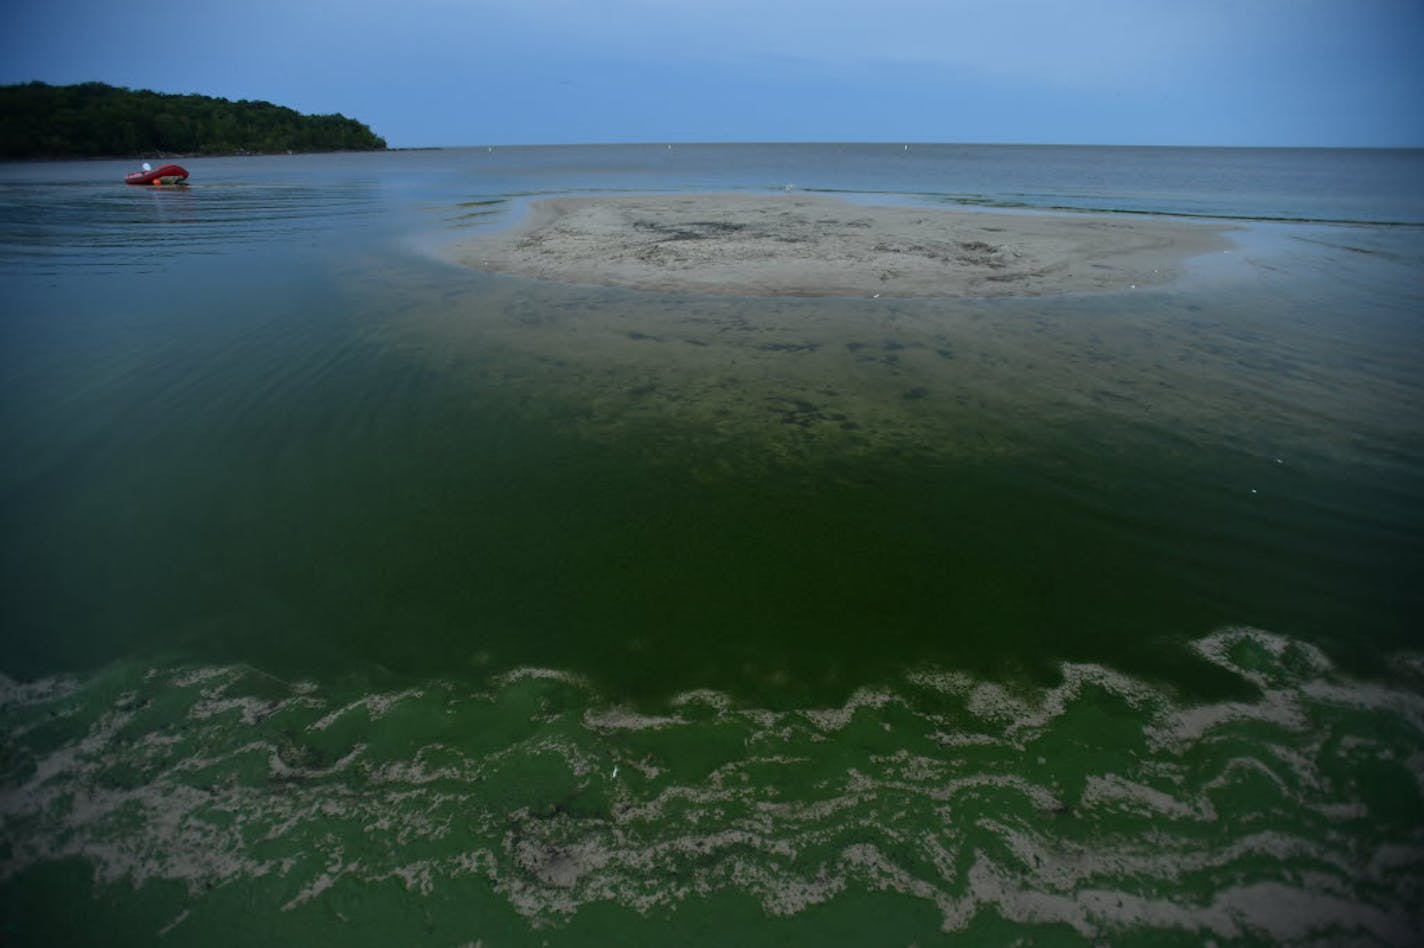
450, 192, 1232, 299
0, 148, 400, 164
0, 81, 386, 159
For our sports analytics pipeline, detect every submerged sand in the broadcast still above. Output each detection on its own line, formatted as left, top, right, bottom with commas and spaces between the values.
451, 193, 1230, 298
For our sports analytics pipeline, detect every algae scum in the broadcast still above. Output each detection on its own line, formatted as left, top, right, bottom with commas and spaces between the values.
4, 630, 1423, 946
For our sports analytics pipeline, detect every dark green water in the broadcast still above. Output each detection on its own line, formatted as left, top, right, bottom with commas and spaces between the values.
2, 147, 1423, 944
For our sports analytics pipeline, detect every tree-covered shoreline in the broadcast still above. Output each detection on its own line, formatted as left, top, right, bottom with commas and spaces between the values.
0, 82, 387, 159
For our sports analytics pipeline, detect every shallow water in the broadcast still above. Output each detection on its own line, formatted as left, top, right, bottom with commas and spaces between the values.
4, 629, 1423, 945
2, 146, 1422, 944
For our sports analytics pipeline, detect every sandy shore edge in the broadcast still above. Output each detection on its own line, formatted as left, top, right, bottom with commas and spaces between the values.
450, 193, 1232, 298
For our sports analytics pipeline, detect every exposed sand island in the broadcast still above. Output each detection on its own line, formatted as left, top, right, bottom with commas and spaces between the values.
452, 193, 1230, 298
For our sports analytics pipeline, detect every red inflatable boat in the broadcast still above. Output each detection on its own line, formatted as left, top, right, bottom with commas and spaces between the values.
124, 164, 189, 185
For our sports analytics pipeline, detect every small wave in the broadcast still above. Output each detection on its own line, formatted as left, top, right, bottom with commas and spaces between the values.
798, 187, 1424, 228
2, 628, 1421, 944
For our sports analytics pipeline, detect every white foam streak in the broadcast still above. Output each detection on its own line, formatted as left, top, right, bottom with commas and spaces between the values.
1081, 773, 1213, 821
306, 689, 423, 732
2, 626, 1421, 942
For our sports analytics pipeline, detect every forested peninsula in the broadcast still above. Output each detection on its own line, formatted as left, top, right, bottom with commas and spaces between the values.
0, 82, 387, 159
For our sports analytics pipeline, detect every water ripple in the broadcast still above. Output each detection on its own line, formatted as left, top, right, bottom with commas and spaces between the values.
2, 628, 1420, 944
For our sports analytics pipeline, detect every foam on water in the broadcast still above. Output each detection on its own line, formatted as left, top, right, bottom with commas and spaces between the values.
2, 627, 1421, 945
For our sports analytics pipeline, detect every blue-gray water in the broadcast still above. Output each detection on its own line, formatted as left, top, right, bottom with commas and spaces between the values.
2, 145, 1423, 945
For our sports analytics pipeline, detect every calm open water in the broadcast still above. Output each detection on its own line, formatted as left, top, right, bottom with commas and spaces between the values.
2, 145, 1423, 945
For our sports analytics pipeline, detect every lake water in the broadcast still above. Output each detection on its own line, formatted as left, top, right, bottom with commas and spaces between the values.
2, 145, 1423, 945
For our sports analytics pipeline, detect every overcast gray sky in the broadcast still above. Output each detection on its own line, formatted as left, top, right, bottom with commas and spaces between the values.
3, 0, 1420, 147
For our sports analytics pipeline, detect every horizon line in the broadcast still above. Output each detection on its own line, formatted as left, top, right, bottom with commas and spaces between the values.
390, 139, 1424, 152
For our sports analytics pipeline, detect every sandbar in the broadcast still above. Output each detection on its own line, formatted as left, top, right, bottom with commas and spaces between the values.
451, 193, 1230, 298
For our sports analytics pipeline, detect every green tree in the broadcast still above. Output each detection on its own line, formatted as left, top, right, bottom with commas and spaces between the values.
0, 81, 388, 159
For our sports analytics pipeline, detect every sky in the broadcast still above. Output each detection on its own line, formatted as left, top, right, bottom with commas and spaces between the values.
2, 0, 1422, 148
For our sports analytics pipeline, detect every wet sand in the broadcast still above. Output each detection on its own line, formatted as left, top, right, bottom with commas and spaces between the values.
451, 193, 1231, 298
